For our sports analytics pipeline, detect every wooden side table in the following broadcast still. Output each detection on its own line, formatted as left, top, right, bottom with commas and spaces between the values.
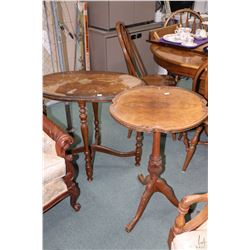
110, 86, 208, 232
43, 71, 144, 181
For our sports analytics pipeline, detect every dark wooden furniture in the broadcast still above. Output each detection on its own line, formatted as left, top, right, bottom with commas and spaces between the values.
110, 86, 208, 232
43, 71, 144, 181
181, 60, 208, 171
116, 21, 176, 87
43, 115, 80, 213
168, 193, 208, 249
164, 8, 204, 33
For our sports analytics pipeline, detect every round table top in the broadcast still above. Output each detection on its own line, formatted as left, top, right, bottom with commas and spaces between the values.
110, 86, 208, 133
43, 71, 144, 102
150, 44, 207, 78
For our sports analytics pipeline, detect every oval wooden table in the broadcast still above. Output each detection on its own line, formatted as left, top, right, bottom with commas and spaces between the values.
43, 71, 145, 181
110, 86, 208, 232
150, 43, 208, 80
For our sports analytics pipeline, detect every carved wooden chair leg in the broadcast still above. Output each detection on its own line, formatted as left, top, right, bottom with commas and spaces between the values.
178, 132, 184, 141
69, 183, 81, 211
127, 129, 133, 138
64, 160, 81, 211
183, 132, 189, 148
182, 126, 203, 172
171, 133, 176, 141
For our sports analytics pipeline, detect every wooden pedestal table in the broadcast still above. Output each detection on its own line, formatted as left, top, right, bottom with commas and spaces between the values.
109, 86, 208, 232
43, 71, 144, 181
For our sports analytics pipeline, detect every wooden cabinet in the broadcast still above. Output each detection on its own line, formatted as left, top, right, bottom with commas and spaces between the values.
88, 1, 160, 74
89, 22, 161, 74
88, 1, 155, 30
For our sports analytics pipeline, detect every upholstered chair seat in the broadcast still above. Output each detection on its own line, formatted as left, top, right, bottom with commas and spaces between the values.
171, 221, 207, 250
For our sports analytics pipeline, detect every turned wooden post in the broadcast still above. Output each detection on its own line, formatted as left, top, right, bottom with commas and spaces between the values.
78, 100, 93, 181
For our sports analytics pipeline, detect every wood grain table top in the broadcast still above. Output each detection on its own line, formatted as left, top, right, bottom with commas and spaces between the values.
150, 43, 208, 70
110, 86, 208, 133
43, 71, 145, 102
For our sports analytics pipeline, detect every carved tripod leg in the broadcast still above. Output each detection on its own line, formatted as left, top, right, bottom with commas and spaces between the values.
92, 102, 101, 145
135, 132, 143, 166
125, 179, 155, 233
137, 174, 151, 185
126, 132, 164, 232
156, 178, 179, 207
182, 126, 203, 172
78, 100, 93, 181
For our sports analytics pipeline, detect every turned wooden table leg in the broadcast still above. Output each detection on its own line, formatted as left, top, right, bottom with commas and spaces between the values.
92, 102, 101, 145
126, 132, 178, 232
135, 132, 143, 166
78, 100, 93, 181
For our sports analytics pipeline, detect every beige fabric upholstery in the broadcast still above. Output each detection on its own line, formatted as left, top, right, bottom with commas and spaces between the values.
43, 153, 66, 184
43, 131, 67, 206
43, 178, 68, 206
171, 221, 207, 250
43, 131, 56, 154
43, 131, 66, 184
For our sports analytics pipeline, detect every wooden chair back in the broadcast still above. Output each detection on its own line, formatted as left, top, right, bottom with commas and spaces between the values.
164, 8, 204, 33
116, 21, 147, 78
149, 24, 178, 40
193, 60, 208, 100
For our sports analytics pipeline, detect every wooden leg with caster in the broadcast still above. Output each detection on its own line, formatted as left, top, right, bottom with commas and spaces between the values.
125, 132, 179, 232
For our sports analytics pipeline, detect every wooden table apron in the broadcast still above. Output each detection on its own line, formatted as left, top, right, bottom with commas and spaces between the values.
43, 71, 145, 181
109, 86, 208, 232
150, 43, 208, 79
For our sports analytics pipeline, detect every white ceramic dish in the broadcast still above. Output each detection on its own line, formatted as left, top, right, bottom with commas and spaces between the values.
194, 35, 208, 40
181, 42, 198, 48
162, 34, 182, 43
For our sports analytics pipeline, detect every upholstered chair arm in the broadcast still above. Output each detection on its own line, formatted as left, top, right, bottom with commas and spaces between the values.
43, 115, 73, 160
168, 193, 208, 248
